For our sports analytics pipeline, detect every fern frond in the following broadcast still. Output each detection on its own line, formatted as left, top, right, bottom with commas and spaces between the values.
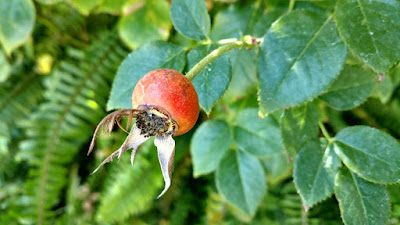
18, 32, 128, 224
95, 141, 163, 223
35, 3, 87, 55
0, 74, 43, 127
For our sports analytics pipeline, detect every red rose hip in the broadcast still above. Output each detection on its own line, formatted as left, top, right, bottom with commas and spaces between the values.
88, 68, 199, 198
132, 68, 199, 136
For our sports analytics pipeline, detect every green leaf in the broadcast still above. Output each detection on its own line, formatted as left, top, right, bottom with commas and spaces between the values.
0, 0, 35, 56
258, 10, 347, 114
233, 108, 282, 157
370, 74, 393, 104
247, 9, 285, 38
335, 0, 400, 73
118, 0, 171, 49
320, 65, 376, 110
0, 50, 10, 82
335, 168, 390, 225
210, 3, 284, 41
261, 150, 291, 185
96, 0, 127, 14
223, 48, 257, 103
216, 150, 267, 216
188, 45, 231, 114
334, 125, 400, 183
190, 120, 232, 177
281, 103, 319, 160
170, 0, 211, 40
294, 139, 340, 207
107, 41, 186, 110
71, 0, 102, 15
210, 4, 253, 41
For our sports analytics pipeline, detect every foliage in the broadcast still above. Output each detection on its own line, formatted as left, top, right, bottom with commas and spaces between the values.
1, 0, 400, 224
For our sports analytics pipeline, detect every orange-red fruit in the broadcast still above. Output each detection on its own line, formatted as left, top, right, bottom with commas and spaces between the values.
132, 69, 199, 136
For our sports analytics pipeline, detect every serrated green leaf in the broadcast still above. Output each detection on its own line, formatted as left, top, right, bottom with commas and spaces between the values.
334, 125, 400, 183
216, 150, 267, 217
190, 120, 232, 177
223, 48, 257, 103
335, 0, 400, 73
107, 41, 186, 110
188, 45, 231, 114
370, 74, 393, 104
71, 0, 102, 15
233, 108, 282, 157
0, 50, 10, 82
294, 139, 340, 207
210, 3, 283, 41
118, 0, 171, 49
210, 4, 253, 41
247, 9, 285, 38
335, 168, 390, 225
320, 65, 376, 110
258, 10, 347, 114
0, 0, 35, 56
281, 103, 319, 160
170, 0, 211, 40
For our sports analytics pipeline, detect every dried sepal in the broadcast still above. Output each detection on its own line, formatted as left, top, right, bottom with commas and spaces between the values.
90, 124, 150, 174
154, 134, 175, 198
87, 109, 142, 156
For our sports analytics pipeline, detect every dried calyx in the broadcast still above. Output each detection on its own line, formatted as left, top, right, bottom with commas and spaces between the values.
87, 105, 178, 198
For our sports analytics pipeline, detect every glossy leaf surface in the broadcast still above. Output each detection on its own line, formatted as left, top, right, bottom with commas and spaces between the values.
191, 120, 232, 177
294, 139, 340, 207
335, 0, 400, 73
234, 108, 282, 157
216, 150, 266, 216
335, 168, 390, 225
334, 126, 400, 183
188, 45, 231, 114
258, 10, 347, 114
170, 0, 210, 40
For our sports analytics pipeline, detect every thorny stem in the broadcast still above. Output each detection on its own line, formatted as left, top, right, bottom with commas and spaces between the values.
318, 121, 333, 142
289, 0, 296, 12
185, 37, 262, 80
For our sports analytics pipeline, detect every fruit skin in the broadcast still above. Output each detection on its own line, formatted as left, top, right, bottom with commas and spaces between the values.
132, 68, 199, 136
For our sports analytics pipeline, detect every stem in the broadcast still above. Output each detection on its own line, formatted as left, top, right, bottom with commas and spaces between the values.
289, 0, 295, 12
185, 38, 261, 80
318, 121, 332, 142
